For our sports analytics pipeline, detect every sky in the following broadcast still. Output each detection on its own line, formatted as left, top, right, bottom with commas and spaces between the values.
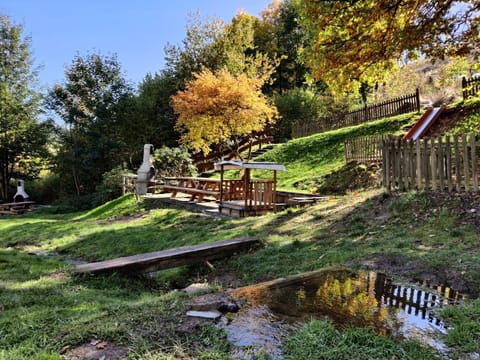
1, 0, 273, 91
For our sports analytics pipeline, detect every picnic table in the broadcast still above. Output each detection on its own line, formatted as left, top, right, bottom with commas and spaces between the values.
162, 177, 221, 202
0, 201, 35, 215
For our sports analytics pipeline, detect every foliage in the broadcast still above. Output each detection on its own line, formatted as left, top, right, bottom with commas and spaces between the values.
0, 14, 52, 201
254, 0, 313, 94
134, 72, 180, 151
47, 52, 134, 195
296, 0, 480, 95
153, 146, 197, 178
172, 68, 278, 158
274, 87, 331, 141
441, 299, 480, 355
93, 165, 127, 204
283, 320, 439, 359
448, 111, 480, 136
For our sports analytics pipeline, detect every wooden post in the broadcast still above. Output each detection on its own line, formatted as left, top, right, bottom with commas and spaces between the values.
424, 139, 430, 189
471, 134, 478, 192
220, 165, 224, 204
445, 136, 452, 192
462, 134, 469, 191
454, 136, 461, 192
431, 138, 437, 190
244, 168, 250, 211
438, 137, 444, 191
462, 76, 468, 100
416, 139, 422, 189
415, 88, 420, 112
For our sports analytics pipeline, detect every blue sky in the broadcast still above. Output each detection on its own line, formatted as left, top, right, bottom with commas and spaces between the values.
1, 1, 273, 90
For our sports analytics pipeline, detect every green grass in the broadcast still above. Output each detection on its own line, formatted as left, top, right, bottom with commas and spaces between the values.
2, 104, 480, 358
283, 320, 439, 360
257, 111, 418, 190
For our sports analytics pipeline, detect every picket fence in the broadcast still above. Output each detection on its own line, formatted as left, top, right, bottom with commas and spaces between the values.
462, 76, 480, 100
344, 135, 384, 163
292, 90, 420, 138
381, 135, 479, 192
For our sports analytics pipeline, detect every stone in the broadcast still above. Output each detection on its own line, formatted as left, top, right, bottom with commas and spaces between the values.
186, 310, 222, 320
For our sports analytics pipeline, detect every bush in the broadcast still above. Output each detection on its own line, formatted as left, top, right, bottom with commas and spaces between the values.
274, 88, 330, 141
24, 172, 65, 204
94, 165, 127, 203
153, 146, 197, 178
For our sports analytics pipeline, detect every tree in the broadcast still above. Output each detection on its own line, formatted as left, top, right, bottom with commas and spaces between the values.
47, 53, 133, 194
0, 15, 51, 201
296, 0, 480, 95
171, 68, 278, 159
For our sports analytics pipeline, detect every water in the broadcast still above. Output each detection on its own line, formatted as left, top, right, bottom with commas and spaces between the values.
225, 268, 465, 358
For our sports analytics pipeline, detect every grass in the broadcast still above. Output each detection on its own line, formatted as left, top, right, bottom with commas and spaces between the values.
283, 320, 439, 360
257, 111, 418, 190
1, 104, 480, 358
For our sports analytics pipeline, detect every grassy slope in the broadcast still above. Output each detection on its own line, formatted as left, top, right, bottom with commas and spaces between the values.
258, 111, 417, 190
1, 106, 480, 359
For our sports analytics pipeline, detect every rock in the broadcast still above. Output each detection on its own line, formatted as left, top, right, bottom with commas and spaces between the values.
217, 301, 239, 313
186, 310, 222, 319
182, 283, 210, 295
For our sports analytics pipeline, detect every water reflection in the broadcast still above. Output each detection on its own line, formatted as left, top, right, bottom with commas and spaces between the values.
229, 268, 465, 351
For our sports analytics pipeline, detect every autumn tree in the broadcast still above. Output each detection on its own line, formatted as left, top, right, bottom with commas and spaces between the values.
0, 15, 51, 201
171, 68, 278, 159
296, 0, 480, 95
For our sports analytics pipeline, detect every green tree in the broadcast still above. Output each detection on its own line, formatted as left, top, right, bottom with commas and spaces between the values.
47, 53, 133, 194
0, 14, 51, 201
296, 0, 480, 95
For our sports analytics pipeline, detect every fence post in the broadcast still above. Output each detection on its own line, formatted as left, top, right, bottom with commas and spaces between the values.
462, 76, 468, 100
415, 88, 420, 112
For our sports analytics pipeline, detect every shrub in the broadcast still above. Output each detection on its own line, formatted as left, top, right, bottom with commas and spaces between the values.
153, 146, 197, 178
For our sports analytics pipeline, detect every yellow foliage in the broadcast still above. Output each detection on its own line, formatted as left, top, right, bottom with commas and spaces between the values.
171, 68, 278, 155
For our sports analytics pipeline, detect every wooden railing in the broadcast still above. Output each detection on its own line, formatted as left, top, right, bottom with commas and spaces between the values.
381, 134, 480, 192
221, 180, 244, 201
344, 135, 385, 164
292, 90, 420, 138
462, 75, 480, 100
193, 132, 273, 172
247, 180, 275, 209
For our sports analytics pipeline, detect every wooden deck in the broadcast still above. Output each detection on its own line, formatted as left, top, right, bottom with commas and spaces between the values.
73, 237, 260, 275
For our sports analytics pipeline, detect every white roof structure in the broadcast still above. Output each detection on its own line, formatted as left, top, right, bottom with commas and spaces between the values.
214, 160, 286, 171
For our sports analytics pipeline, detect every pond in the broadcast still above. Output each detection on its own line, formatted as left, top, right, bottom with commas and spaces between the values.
224, 268, 465, 359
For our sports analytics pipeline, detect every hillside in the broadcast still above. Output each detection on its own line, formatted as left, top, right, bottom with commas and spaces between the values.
1, 101, 480, 359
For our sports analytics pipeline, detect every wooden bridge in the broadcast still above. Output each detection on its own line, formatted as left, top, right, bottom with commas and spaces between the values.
73, 237, 260, 275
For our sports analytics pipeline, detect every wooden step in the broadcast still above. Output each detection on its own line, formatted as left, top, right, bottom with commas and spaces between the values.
73, 237, 260, 275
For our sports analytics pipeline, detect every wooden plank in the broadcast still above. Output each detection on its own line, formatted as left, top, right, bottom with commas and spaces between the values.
73, 237, 260, 274
445, 136, 452, 192
438, 137, 444, 191
462, 134, 469, 191
431, 138, 437, 190
471, 134, 478, 191
416, 139, 422, 188
454, 136, 461, 192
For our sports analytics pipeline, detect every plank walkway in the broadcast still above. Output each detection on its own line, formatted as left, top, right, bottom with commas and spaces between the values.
73, 237, 260, 275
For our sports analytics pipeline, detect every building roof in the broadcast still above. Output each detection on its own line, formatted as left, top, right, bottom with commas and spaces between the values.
214, 160, 286, 171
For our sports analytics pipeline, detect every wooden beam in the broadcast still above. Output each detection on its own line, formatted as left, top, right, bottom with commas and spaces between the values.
73, 237, 260, 275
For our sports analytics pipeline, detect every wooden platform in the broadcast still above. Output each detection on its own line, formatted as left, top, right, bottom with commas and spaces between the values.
73, 237, 260, 275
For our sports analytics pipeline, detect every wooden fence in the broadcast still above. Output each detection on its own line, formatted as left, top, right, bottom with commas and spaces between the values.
292, 89, 420, 138
462, 75, 480, 100
382, 134, 479, 192
344, 135, 385, 163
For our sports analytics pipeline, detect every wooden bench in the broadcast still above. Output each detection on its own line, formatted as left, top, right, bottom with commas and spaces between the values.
0, 201, 35, 215
161, 177, 221, 202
